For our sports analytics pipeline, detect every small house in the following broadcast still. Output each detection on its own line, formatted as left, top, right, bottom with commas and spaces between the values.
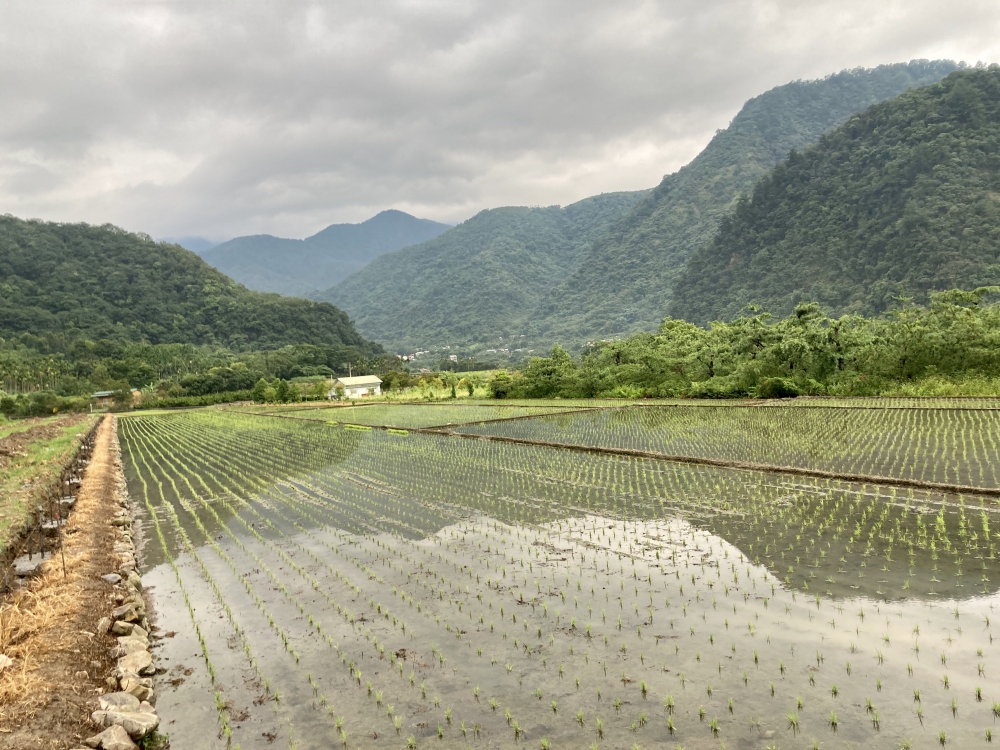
329, 375, 382, 399
91, 389, 142, 409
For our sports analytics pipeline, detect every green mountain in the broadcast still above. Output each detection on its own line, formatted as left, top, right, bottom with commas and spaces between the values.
544, 60, 961, 342
671, 67, 1000, 324
201, 209, 451, 296
315, 191, 647, 352
0, 215, 381, 355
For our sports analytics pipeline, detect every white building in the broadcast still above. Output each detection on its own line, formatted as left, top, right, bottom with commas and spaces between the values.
329, 375, 382, 399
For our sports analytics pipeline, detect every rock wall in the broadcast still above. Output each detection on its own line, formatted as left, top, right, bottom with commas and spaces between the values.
84, 418, 160, 750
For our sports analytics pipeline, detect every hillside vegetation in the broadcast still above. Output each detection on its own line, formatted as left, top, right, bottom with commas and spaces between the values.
494, 287, 1000, 399
202, 209, 451, 296
672, 67, 1000, 324
545, 60, 961, 342
317, 61, 958, 352
0, 215, 389, 411
317, 191, 647, 352
0, 215, 380, 354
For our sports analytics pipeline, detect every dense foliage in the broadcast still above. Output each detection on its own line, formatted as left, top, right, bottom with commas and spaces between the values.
0, 390, 90, 418
0, 215, 381, 353
203, 210, 451, 296
547, 60, 960, 343
319, 191, 648, 352
0, 215, 393, 411
0, 336, 397, 410
673, 67, 1000, 324
317, 61, 957, 352
491, 287, 1000, 398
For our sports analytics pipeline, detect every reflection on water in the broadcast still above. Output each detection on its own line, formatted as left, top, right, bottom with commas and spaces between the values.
122, 412, 1000, 749
458, 404, 1000, 489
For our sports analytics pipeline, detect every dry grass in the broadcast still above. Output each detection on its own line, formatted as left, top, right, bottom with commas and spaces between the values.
0, 416, 120, 747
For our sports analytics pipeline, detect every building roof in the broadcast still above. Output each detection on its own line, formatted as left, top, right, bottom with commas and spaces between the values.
91, 389, 140, 398
332, 376, 382, 387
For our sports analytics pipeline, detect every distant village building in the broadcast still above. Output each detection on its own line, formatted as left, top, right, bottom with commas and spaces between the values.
328, 376, 382, 399
91, 389, 141, 409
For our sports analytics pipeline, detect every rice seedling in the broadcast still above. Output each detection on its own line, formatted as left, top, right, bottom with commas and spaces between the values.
118, 406, 1000, 748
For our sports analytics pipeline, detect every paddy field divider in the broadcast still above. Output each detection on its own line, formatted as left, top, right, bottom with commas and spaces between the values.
231, 409, 1000, 499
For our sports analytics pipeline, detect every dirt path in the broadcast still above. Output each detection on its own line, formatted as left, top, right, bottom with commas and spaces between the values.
0, 416, 122, 749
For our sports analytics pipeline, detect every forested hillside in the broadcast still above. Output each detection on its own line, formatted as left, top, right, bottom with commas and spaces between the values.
0, 215, 381, 355
202, 209, 451, 296
317, 191, 647, 352
543, 60, 960, 342
672, 67, 1000, 324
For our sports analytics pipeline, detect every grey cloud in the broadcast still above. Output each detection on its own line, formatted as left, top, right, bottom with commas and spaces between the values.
1, 0, 999, 239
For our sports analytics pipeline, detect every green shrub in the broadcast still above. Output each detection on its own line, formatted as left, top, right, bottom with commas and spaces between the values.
756, 378, 800, 399
133, 390, 253, 410
488, 371, 516, 399
0, 391, 89, 418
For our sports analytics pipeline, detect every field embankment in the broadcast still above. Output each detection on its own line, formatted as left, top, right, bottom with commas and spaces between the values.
0, 416, 129, 748
0, 415, 97, 563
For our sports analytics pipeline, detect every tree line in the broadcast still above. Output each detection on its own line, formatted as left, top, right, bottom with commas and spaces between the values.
490, 288, 1000, 399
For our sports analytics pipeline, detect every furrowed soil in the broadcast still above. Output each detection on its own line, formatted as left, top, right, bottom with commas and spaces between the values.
0, 416, 121, 749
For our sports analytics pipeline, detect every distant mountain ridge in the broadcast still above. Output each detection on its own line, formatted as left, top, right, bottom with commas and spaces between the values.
315, 192, 648, 353
161, 236, 223, 254
670, 67, 1000, 323
318, 60, 959, 352
201, 210, 451, 296
542, 59, 961, 343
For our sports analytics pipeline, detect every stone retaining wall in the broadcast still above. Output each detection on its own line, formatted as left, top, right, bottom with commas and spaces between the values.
83, 418, 160, 750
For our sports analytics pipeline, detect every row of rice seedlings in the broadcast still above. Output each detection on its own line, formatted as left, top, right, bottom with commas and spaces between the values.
340, 428, 994, 600
455, 404, 1000, 488
310, 432, 992, 744
276, 476, 936, 748
120, 422, 248, 746
131, 418, 640, 740
126, 419, 401, 741
135, 412, 1000, 612
121, 414, 996, 748
161, 411, 1000, 603
130, 420, 496, 744
126, 421, 358, 739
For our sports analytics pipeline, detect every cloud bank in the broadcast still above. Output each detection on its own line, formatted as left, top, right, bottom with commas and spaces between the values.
2, 0, 999, 239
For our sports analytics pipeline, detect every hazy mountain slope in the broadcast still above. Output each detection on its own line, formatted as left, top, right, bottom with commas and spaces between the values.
318, 191, 647, 352
202, 209, 451, 296
0, 215, 382, 355
544, 60, 960, 342
670, 68, 1000, 324
160, 236, 222, 254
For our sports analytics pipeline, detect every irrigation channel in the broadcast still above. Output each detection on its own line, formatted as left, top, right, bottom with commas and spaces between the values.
120, 402, 1000, 749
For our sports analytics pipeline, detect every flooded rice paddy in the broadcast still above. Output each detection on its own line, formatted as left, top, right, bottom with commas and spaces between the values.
454, 404, 1000, 488
276, 403, 590, 429
119, 406, 1000, 749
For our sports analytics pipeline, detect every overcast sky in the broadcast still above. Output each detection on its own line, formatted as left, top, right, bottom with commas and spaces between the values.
2, 1, 999, 241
